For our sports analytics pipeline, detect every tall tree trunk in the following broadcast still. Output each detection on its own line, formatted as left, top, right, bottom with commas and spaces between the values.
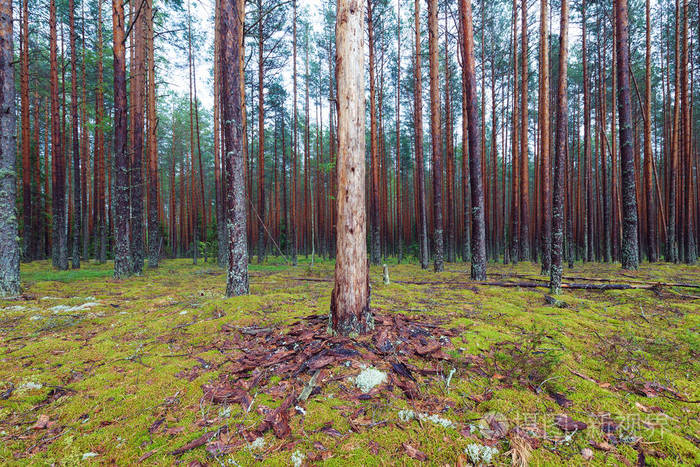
681, 0, 696, 263
643, 0, 656, 261
0, 0, 20, 296
414, 0, 428, 269
511, 0, 520, 263
615, 0, 639, 270
427, 0, 444, 272
368, 0, 381, 265
221, 0, 248, 296
290, 0, 298, 265
538, 0, 551, 274
444, 6, 455, 263
113, 0, 131, 278
146, 0, 159, 267
395, 0, 402, 263
330, 0, 372, 335
20, 0, 30, 261
69, 0, 81, 269
582, 0, 593, 262
550, 0, 568, 294
95, 0, 106, 264
50, 0, 68, 270
214, 0, 226, 267
256, 0, 266, 263
519, 0, 530, 261
131, 0, 146, 273
459, 0, 486, 280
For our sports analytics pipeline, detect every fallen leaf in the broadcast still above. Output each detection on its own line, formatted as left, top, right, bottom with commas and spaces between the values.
590, 440, 614, 451
165, 426, 185, 435
550, 391, 573, 408
554, 414, 588, 432
581, 447, 594, 460
402, 442, 428, 461
32, 414, 51, 430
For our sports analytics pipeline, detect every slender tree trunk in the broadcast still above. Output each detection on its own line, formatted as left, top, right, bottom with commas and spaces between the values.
511, 0, 520, 263
395, 0, 402, 263
460, 0, 486, 280
615, 0, 639, 270
69, 0, 81, 269
643, 0, 656, 261
427, 0, 444, 272
113, 0, 131, 278
330, 0, 372, 335
290, 0, 298, 265
538, 0, 551, 274
681, 0, 696, 263
444, 6, 455, 264
520, 0, 530, 261
550, 0, 568, 294
20, 0, 30, 261
214, 0, 226, 266
130, 0, 146, 273
368, 0, 381, 265
146, 0, 159, 267
50, 0, 68, 270
0, 0, 20, 296
414, 0, 428, 269
95, 0, 106, 264
256, 0, 266, 264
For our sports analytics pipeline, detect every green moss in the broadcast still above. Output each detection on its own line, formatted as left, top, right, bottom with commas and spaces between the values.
0, 258, 698, 465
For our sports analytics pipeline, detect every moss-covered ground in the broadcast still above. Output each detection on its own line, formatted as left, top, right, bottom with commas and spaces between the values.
1, 257, 698, 466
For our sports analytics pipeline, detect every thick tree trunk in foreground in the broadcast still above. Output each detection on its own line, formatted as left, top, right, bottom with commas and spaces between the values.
614, 0, 639, 270
459, 0, 486, 280
427, 0, 444, 272
550, 0, 568, 294
329, 0, 372, 336
0, 0, 20, 297
112, 0, 131, 279
414, 0, 428, 269
69, 0, 81, 269
221, 0, 248, 296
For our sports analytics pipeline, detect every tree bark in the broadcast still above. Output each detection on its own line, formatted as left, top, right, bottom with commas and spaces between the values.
614, 0, 639, 270
221, 0, 249, 296
367, 0, 381, 266
427, 0, 444, 272
643, 0, 656, 261
146, 0, 159, 268
112, 0, 131, 279
19, 0, 30, 261
69, 0, 81, 269
519, 0, 530, 261
459, 0, 486, 280
330, 0, 372, 335
538, 0, 551, 274
550, 0, 568, 294
414, 0, 428, 269
0, 0, 20, 296
50, 0, 68, 270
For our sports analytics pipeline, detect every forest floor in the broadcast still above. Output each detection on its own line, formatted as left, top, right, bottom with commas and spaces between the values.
0, 257, 698, 466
